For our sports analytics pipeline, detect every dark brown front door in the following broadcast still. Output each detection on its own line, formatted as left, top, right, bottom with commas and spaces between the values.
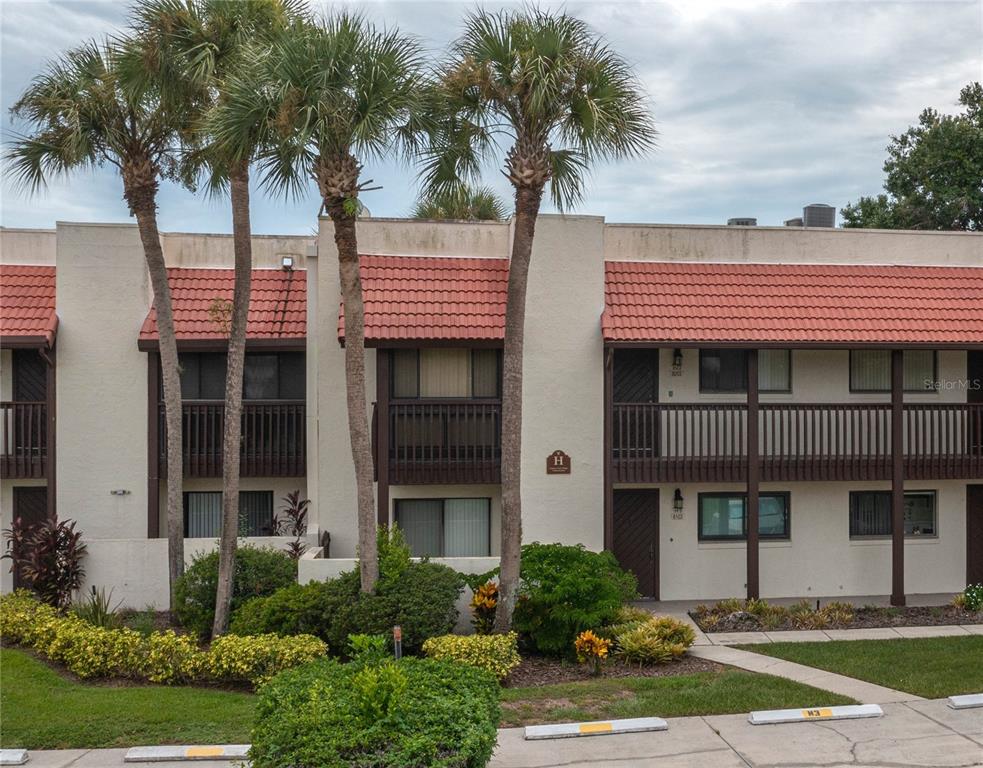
613, 489, 659, 598
968, 485, 983, 586
11, 486, 48, 589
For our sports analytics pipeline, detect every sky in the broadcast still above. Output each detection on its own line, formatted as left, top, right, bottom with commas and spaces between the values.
1, 0, 980, 234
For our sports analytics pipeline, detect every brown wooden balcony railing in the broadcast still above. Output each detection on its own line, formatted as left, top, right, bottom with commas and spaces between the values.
612, 402, 983, 483
159, 400, 305, 477
384, 399, 501, 484
0, 401, 47, 479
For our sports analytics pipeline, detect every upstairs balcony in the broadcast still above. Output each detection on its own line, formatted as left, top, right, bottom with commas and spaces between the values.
158, 400, 306, 477
375, 399, 502, 484
0, 401, 48, 479
612, 402, 983, 483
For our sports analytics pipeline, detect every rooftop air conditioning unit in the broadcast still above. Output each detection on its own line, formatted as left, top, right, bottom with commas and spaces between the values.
803, 203, 836, 228
727, 217, 757, 226
784, 217, 804, 227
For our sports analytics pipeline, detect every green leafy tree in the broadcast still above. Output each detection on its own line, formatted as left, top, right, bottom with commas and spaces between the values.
413, 184, 509, 221
8, 40, 190, 610
422, 8, 655, 631
842, 83, 983, 230
212, 14, 428, 592
128, 0, 306, 638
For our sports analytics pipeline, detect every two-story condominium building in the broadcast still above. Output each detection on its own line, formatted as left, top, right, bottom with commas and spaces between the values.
1, 216, 981, 607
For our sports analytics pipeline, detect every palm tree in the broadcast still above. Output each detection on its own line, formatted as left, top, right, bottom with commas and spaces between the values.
213, 14, 427, 591
424, 9, 655, 631
413, 184, 509, 221
8, 40, 192, 611
128, 0, 305, 637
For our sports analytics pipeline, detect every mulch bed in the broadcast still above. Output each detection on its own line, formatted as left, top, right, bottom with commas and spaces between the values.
692, 605, 983, 633
503, 654, 721, 687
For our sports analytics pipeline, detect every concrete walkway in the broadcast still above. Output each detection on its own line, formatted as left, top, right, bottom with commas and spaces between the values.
18, 700, 982, 767
688, 643, 921, 703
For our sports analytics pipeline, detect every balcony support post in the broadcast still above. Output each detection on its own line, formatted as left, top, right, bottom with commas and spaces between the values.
147, 353, 161, 538
603, 346, 614, 551
746, 349, 760, 600
891, 349, 906, 606
376, 350, 390, 527
44, 344, 56, 520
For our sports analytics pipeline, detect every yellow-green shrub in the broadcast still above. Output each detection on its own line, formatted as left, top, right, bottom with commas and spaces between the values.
0, 590, 57, 644
612, 615, 695, 666
48, 620, 144, 679
421, 632, 521, 680
142, 630, 203, 683
205, 633, 327, 686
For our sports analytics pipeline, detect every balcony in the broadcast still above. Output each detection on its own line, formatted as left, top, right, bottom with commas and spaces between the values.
612, 402, 983, 483
379, 400, 502, 484
0, 401, 48, 479
159, 400, 306, 477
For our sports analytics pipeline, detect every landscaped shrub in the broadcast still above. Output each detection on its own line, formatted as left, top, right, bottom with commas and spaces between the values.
231, 564, 464, 655
469, 581, 499, 634
174, 546, 296, 639
692, 598, 855, 631
961, 584, 983, 612
512, 542, 638, 656
249, 657, 500, 768
573, 630, 610, 675
2, 518, 87, 609
0, 591, 325, 688
206, 633, 327, 686
422, 632, 520, 680
611, 616, 695, 666
71, 585, 122, 628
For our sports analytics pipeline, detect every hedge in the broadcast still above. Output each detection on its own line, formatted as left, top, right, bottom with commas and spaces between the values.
422, 632, 521, 680
249, 657, 500, 768
0, 591, 325, 687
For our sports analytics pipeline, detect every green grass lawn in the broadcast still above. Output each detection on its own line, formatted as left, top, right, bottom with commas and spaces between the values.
500, 669, 856, 727
738, 636, 983, 698
0, 648, 256, 749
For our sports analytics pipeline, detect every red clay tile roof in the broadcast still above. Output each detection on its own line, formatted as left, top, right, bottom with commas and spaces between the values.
140, 268, 306, 344
603, 261, 983, 345
339, 255, 509, 343
0, 265, 57, 347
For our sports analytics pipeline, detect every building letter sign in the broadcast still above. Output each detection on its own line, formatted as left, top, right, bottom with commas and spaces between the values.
546, 450, 571, 475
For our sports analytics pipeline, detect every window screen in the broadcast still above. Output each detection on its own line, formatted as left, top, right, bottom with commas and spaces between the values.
698, 493, 790, 540
700, 350, 790, 393
471, 350, 500, 397
177, 352, 305, 400
850, 351, 936, 392
394, 498, 491, 557
183, 490, 273, 537
849, 491, 937, 537
244, 354, 278, 399
390, 349, 501, 399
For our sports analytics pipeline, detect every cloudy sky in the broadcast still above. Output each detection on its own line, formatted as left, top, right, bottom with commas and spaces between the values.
1, 0, 980, 234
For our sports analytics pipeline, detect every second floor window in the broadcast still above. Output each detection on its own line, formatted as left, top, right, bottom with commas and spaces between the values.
849, 350, 936, 392
178, 352, 305, 400
391, 348, 500, 399
699, 349, 791, 393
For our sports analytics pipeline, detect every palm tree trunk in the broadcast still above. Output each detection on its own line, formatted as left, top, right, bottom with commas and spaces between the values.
494, 184, 544, 633
212, 162, 252, 638
131, 197, 184, 613
326, 200, 378, 592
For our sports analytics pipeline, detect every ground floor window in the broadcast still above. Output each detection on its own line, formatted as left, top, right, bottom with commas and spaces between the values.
697, 492, 790, 541
183, 490, 274, 537
394, 498, 491, 557
849, 490, 937, 538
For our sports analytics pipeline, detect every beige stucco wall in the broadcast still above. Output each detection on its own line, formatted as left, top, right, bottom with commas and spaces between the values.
0, 227, 57, 265
159, 232, 313, 269
650, 479, 969, 600
604, 223, 983, 266
55, 222, 151, 541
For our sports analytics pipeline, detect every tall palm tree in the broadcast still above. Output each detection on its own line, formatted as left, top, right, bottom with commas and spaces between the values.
424, 9, 655, 631
128, 0, 306, 638
413, 184, 509, 221
213, 14, 427, 591
8, 40, 192, 610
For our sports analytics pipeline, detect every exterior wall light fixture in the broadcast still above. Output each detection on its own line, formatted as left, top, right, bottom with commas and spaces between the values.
672, 348, 683, 368
673, 488, 684, 512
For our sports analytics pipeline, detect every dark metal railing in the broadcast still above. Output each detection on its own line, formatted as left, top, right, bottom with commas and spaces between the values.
612, 402, 983, 482
159, 400, 305, 477
386, 399, 501, 484
0, 401, 47, 478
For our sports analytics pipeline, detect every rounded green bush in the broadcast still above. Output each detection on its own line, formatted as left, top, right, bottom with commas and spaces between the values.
174, 546, 296, 639
249, 657, 499, 768
231, 562, 464, 654
513, 542, 638, 657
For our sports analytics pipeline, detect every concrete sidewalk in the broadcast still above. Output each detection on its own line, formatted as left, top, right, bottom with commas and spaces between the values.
18, 699, 982, 767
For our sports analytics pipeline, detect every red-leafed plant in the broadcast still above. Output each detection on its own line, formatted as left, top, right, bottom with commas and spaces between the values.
274, 491, 310, 560
3, 517, 87, 609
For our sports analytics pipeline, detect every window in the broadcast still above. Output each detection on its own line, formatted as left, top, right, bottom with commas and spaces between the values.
390, 349, 500, 399
394, 498, 491, 557
178, 352, 304, 400
698, 492, 790, 541
849, 491, 937, 537
849, 350, 936, 392
183, 490, 274, 537
699, 350, 791, 393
